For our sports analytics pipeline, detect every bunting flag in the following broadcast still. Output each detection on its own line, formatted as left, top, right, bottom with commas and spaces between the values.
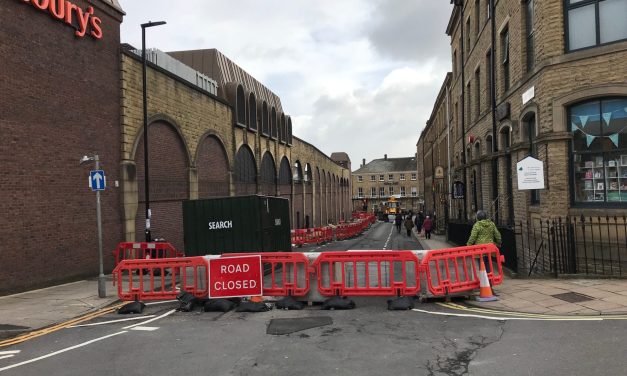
603, 112, 612, 127
586, 134, 596, 147
608, 133, 619, 148
579, 115, 589, 128
571, 122, 579, 132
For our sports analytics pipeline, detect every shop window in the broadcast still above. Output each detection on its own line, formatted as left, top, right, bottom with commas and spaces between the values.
565, 0, 627, 51
571, 98, 627, 205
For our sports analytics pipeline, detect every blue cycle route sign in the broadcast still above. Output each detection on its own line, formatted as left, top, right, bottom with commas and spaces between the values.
89, 170, 106, 191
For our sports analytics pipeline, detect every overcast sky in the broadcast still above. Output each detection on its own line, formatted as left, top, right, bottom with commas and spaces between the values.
118, 0, 453, 169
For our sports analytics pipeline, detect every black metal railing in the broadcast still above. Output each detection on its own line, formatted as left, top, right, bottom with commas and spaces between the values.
517, 216, 627, 277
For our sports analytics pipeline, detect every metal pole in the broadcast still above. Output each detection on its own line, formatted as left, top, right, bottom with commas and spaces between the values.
94, 155, 106, 298
142, 25, 151, 242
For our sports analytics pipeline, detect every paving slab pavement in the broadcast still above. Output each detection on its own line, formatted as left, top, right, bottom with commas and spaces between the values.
414, 231, 627, 315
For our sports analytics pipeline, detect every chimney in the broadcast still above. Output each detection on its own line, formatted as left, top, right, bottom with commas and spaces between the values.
362, 158, 365, 167
384, 154, 387, 160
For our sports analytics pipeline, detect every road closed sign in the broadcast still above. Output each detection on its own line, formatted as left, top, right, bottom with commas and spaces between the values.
209, 255, 263, 298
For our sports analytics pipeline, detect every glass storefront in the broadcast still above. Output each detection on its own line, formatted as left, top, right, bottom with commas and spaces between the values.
571, 98, 627, 204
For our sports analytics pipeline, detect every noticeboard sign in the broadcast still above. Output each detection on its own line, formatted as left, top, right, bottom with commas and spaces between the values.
434, 166, 444, 179
516, 156, 545, 190
452, 181, 465, 199
209, 255, 262, 298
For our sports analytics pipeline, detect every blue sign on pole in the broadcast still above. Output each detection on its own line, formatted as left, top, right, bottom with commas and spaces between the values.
89, 170, 106, 191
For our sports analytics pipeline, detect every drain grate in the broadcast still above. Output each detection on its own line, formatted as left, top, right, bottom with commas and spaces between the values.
551, 292, 594, 303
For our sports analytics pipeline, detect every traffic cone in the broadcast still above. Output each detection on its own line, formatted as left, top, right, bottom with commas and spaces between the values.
250, 296, 264, 303
476, 257, 498, 302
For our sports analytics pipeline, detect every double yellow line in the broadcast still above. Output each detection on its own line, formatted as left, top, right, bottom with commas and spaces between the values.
438, 301, 627, 320
0, 302, 126, 348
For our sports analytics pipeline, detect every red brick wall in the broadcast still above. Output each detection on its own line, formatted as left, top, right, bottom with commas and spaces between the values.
0, 0, 124, 294
134, 121, 189, 250
197, 135, 230, 198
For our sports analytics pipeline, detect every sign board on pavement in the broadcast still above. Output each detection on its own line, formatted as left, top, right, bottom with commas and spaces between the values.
209, 255, 262, 298
89, 170, 106, 191
516, 156, 545, 190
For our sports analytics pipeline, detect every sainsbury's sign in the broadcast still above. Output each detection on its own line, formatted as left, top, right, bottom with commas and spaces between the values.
18, 0, 103, 39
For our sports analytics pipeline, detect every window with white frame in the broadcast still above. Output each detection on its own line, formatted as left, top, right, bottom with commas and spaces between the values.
379, 187, 385, 197
411, 187, 417, 197
357, 175, 363, 182
565, 0, 627, 52
400, 187, 406, 196
371, 187, 377, 197
370, 175, 376, 182
389, 186, 394, 196
388, 174, 394, 181
357, 187, 363, 198
411, 173, 417, 181
400, 173, 405, 181
379, 174, 384, 181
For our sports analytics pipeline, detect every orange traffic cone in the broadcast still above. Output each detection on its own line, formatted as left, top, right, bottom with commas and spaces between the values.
250, 296, 264, 303
476, 257, 498, 302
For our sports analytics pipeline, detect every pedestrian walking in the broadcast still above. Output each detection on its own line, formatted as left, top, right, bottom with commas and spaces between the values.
404, 215, 414, 237
394, 213, 403, 234
423, 215, 433, 239
415, 211, 424, 235
467, 210, 501, 246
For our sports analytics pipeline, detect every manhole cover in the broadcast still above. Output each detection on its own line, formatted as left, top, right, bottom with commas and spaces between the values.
266, 317, 333, 335
551, 292, 593, 303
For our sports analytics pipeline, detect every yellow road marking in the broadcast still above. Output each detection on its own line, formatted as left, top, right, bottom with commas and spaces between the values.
0, 302, 125, 348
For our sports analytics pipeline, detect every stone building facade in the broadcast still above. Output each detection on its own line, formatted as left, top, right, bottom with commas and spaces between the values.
0, 1, 350, 294
351, 155, 421, 213
419, 0, 627, 228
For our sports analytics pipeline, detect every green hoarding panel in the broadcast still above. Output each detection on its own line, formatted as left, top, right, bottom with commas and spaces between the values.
183, 195, 291, 256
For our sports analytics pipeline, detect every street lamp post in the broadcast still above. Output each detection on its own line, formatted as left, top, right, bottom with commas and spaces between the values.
141, 20, 166, 242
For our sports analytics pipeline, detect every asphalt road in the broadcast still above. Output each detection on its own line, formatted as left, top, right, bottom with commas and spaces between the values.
1, 222, 626, 376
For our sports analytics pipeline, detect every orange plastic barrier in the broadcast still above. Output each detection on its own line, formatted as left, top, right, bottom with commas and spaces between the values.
225, 252, 312, 297
420, 244, 505, 296
112, 242, 184, 266
112, 256, 208, 301
312, 251, 420, 296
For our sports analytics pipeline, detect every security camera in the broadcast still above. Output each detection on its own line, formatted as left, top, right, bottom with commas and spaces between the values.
80, 155, 93, 165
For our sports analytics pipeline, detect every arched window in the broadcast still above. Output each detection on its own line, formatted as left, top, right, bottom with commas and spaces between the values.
236, 85, 246, 127
270, 107, 277, 139
500, 125, 511, 150
279, 114, 286, 143
261, 102, 269, 136
248, 93, 257, 131
474, 140, 481, 160
287, 117, 293, 145
234, 146, 256, 195
571, 97, 627, 205
293, 161, 303, 182
486, 135, 493, 154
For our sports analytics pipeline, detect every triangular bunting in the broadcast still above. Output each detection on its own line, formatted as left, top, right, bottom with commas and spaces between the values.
608, 133, 619, 148
580, 115, 589, 128
586, 134, 595, 147
571, 122, 579, 132
603, 112, 612, 126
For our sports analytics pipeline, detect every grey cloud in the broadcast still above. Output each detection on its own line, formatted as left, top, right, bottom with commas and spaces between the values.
367, 0, 453, 64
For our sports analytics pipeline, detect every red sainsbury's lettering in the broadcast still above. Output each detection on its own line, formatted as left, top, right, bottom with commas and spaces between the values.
17, 0, 103, 39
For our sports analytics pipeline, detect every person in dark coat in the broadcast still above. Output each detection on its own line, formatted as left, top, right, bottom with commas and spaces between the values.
403, 215, 414, 237
423, 215, 433, 239
394, 213, 403, 233
415, 211, 424, 235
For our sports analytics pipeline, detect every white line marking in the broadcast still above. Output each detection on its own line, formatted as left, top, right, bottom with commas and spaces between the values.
0, 356, 14, 361
146, 300, 178, 306
0, 352, 19, 356
69, 315, 156, 328
412, 308, 604, 321
0, 331, 127, 373
123, 309, 176, 330
383, 225, 394, 249
130, 326, 159, 331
